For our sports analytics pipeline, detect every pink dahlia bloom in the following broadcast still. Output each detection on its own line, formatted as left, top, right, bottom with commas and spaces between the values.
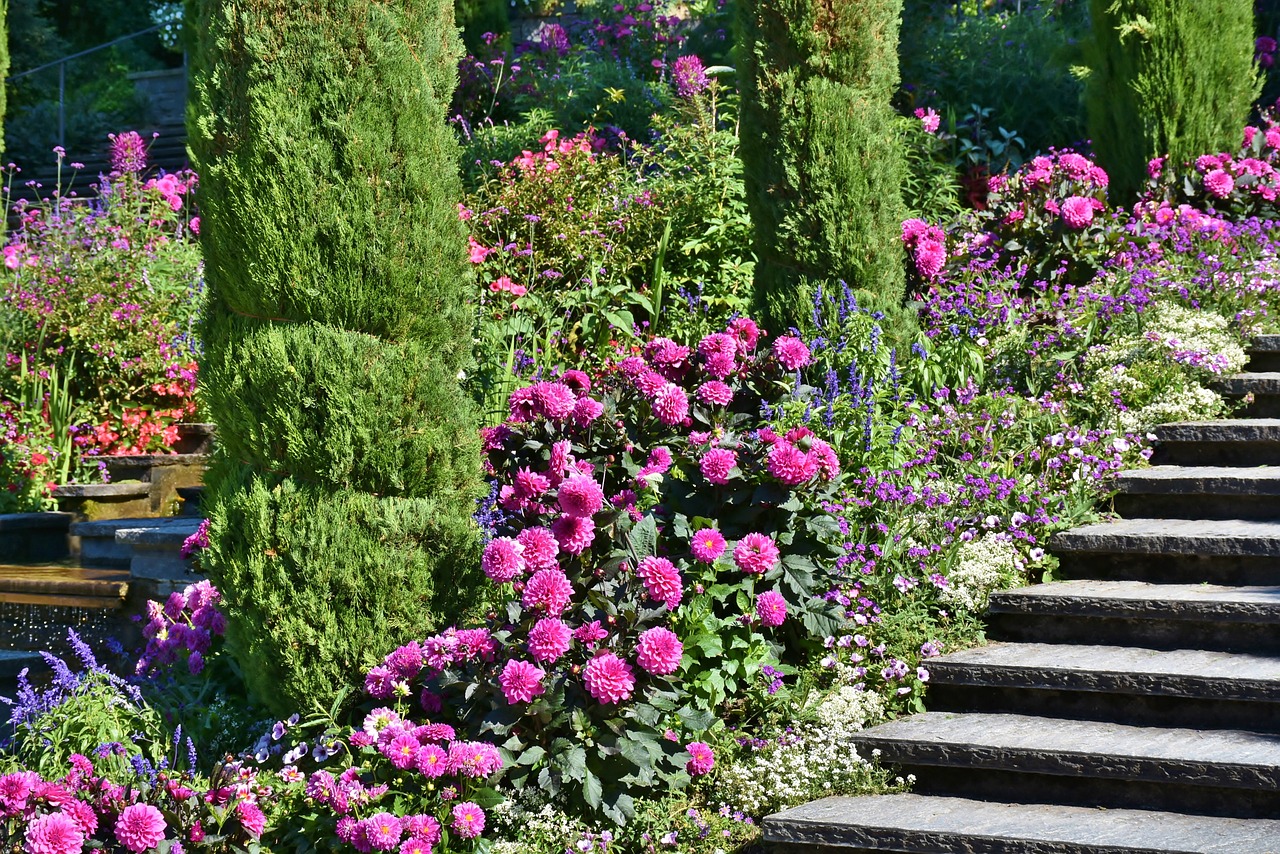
635, 369, 667, 397
651, 382, 690, 425
385, 733, 422, 769
1060, 195, 1095, 229
418, 722, 455, 743
755, 590, 788, 627
63, 801, 97, 836
25, 811, 84, 854
448, 742, 503, 777
522, 568, 575, 615
0, 771, 38, 816
551, 513, 596, 555
913, 238, 946, 279
386, 643, 423, 680
558, 475, 605, 518
734, 533, 780, 575
696, 380, 734, 406
698, 332, 738, 378
636, 626, 684, 675
237, 801, 266, 838
583, 652, 636, 704
768, 441, 816, 485
115, 803, 167, 853
531, 381, 577, 420
499, 659, 547, 704
1204, 168, 1235, 199
405, 814, 442, 845
513, 467, 551, 501
451, 803, 486, 840
364, 813, 403, 852
560, 369, 591, 394
637, 556, 684, 609
728, 317, 760, 353
573, 396, 605, 425
690, 529, 726, 563
516, 527, 559, 571
574, 620, 609, 647
772, 336, 811, 370
700, 448, 737, 485
415, 744, 449, 778
399, 838, 431, 854
528, 617, 573, 663
685, 742, 715, 775
808, 438, 840, 480
482, 537, 525, 583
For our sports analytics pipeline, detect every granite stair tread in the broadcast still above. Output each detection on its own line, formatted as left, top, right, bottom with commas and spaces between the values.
1153, 418, 1280, 442
989, 580, 1280, 621
853, 712, 1280, 790
1116, 465, 1280, 493
0, 564, 131, 599
929, 642, 1280, 700
1248, 334, 1280, 352
1052, 517, 1280, 556
1214, 372, 1280, 394
765, 794, 1280, 853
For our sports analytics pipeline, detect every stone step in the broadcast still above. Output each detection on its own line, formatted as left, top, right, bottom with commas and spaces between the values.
853, 712, 1280, 819
763, 794, 1280, 853
71, 516, 201, 569
1052, 517, 1280, 585
1150, 419, 1280, 466
986, 580, 1280, 653
0, 564, 131, 601
926, 642, 1280, 732
1213, 372, 1280, 417
1113, 465, 1280, 519
50, 481, 152, 522
0, 513, 73, 563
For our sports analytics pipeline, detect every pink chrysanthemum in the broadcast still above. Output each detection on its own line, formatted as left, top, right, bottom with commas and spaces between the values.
728, 317, 760, 353
399, 838, 432, 854
528, 617, 573, 663
558, 475, 605, 518
516, 527, 559, 571
237, 801, 266, 838
0, 772, 37, 816
406, 814, 442, 845
699, 448, 737, 485
531, 381, 577, 420
522, 568, 575, 615
637, 556, 684, 609
646, 337, 691, 379
583, 652, 636, 704
573, 396, 604, 425
914, 238, 946, 279
690, 529, 726, 563
1060, 195, 1095, 229
551, 513, 596, 555
25, 811, 84, 854
685, 742, 715, 776
635, 626, 684, 675
651, 382, 690, 425
755, 590, 788, 627
385, 733, 422, 770
115, 803, 167, 853
63, 800, 98, 836
635, 369, 667, 397
514, 467, 551, 500
1204, 168, 1235, 199
415, 744, 449, 778
482, 537, 525, 583
499, 659, 547, 704
696, 380, 734, 406
419, 723, 455, 743
364, 813, 403, 852
734, 533, 780, 575
385, 643, 423, 680
772, 336, 811, 370
768, 441, 817, 485
451, 803, 486, 840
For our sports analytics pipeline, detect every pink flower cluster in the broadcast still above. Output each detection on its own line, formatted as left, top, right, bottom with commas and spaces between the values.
135, 579, 225, 676
902, 218, 948, 280
759, 424, 840, 486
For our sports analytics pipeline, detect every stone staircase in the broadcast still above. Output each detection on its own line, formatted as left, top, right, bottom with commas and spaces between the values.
764, 337, 1280, 852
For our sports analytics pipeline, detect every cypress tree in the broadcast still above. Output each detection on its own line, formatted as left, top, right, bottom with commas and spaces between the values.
737, 0, 908, 333
1085, 0, 1261, 200
0, 0, 8, 157
187, 0, 485, 711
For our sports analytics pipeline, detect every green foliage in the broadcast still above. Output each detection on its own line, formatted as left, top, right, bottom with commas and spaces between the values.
737, 0, 908, 334
1084, 0, 1262, 200
898, 113, 963, 223
456, 0, 509, 52
187, 0, 484, 714
0, 0, 8, 157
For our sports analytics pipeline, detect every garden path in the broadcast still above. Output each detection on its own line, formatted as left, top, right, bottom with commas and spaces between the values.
762, 336, 1280, 853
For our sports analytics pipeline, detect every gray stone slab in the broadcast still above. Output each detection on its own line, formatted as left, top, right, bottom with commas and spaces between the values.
765, 794, 1280, 853
1250, 335, 1280, 352
116, 518, 203, 547
71, 516, 201, 540
130, 546, 196, 581
989, 580, 1280, 623
1214, 372, 1280, 395
0, 512, 73, 532
931, 642, 1280, 702
1053, 518, 1280, 556
1154, 419, 1280, 443
49, 482, 151, 499
854, 712, 1280, 791
96, 453, 208, 469
1117, 466, 1280, 495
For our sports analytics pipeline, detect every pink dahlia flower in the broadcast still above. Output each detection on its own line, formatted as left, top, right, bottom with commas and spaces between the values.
0, 771, 37, 816
531, 381, 577, 420
25, 811, 84, 854
386, 643, 423, 680
115, 803, 166, 853
516, 527, 559, 571
574, 620, 609, 647
728, 317, 760, 353
499, 659, 547, 704
406, 814, 442, 845
636, 626, 684, 675
448, 742, 503, 778
558, 475, 605, 518
651, 382, 690, 425
583, 652, 636, 704
914, 238, 946, 279
734, 533, 780, 575
415, 744, 449, 778
418, 722, 455, 743
364, 813, 403, 852
696, 380, 734, 406
690, 529, 726, 563
528, 617, 573, 663
700, 448, 737, 485
237, 801, 266, 838
1060, 195, 1095, 229
573, 396, 605, 425
1204, 168, 1235, 199
772, 336, 811, 370
686, 741, 715, 775
551, 513, 596, 555
385, 733, 422, 769
768, 441, 816, 485
451, 803, 486, 840
637, 556, 684, 609
522, 568, 575, 615
482, 537, 524, 584
755, 590, 788, 627
63, 800, 98, 836
399, 838, 431, 854
560, 369, 591, 394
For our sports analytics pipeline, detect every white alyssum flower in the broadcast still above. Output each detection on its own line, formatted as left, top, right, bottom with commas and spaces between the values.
939, 534, 1024, 612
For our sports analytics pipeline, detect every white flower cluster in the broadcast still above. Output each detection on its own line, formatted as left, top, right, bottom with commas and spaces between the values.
1135, 302, 1246, 376
1117, 383, 1222, 434
715, 688, 885, 816
938, 534, 1023, 612
490, 790, 592, 854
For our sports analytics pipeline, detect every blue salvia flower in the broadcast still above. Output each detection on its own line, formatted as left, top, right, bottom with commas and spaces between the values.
187, 737, 198, 771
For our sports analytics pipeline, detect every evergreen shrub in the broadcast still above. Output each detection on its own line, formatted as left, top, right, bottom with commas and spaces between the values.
188, 0, 484, 712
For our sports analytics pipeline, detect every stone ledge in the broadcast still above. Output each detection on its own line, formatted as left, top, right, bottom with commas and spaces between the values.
1154, 419, 1280, 443
989, 581, 1280, 624
1052, 518, 1280, 556
0, 512, 73, 532
50, 482, 151, 500
1214, 372, 1280, 395
1117, 466, 1280, 495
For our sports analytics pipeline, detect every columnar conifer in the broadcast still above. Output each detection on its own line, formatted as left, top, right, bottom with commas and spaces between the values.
186, 0, 485, 710
737, 0, 908, 332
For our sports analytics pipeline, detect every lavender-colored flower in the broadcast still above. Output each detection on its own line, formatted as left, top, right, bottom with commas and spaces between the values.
672, 55, 709, 99
109, 131, 148, 174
